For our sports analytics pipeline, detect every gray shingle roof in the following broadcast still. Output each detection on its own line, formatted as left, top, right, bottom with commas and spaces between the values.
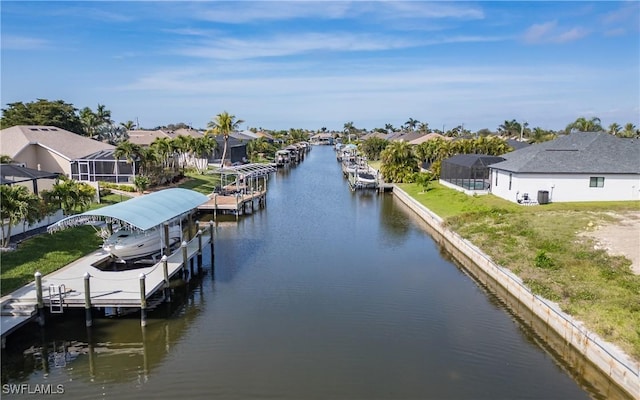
490, 132, 640, 174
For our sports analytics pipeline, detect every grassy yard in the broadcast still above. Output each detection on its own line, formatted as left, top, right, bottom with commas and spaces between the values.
178, 171, 222, 194
1, 226, 103, 296
398, 182, 640, 360
1, 193, 132, 297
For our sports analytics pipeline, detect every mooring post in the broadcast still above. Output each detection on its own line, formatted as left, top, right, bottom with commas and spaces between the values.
213, 193, 218, 221
35, 272, 44, 326
163, 223, 170, 256
209, 221, 215, 276
139, 273, 147, 327
235, 193, 240, 220
181, 241, 189, 282
197, 229, 203, 274
188, 214, 194, 241
162, 255, 170, 302
190, 220, 199, 271
84, 272, 92, 328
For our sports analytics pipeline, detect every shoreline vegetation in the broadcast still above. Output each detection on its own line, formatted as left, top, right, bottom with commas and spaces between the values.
1, 171, 638, 364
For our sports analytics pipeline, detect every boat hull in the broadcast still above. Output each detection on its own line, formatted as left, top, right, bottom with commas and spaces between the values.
102, 226, 182, 260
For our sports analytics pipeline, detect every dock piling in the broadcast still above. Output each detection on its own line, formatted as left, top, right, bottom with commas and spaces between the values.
163, 223, 170, 255
83, 272, 92, 328
162, 255, 170, 302
209, 221, 215, 277
139, 273, 147, 327
197, 229, 203, 274
181, 241, 189, 282
35, 272, 45, 326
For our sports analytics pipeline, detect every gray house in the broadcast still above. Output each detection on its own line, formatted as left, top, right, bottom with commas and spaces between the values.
489, 132, 640, 203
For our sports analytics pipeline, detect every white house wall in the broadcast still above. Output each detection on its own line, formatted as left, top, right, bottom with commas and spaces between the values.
490, 170, 640, 203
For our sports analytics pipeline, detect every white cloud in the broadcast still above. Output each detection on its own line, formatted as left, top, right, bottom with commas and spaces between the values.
0, 35, 50, 50
175, 32, 418, 60
173, 31, 507, 61
523, 21, 589, 44
190, 1, 484, 24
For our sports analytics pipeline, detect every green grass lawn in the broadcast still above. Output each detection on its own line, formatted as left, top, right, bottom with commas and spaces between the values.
1, 226, 103, 296
1, 193, 132, 296
398, 182, 640, 360
178, 171, 222, 194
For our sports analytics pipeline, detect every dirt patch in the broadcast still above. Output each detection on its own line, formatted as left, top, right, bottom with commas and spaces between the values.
583, 211, 640, 275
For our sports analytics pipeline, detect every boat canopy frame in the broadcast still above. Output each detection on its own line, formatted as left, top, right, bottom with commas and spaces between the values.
47, 188, 209, 233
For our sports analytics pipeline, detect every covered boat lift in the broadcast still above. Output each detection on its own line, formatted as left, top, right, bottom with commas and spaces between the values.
199, 163, 275, 219
48, 188, 210, 257
1, 189, 214, 345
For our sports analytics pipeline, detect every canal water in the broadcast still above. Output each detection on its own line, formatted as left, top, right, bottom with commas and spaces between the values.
2, 146, 607, 399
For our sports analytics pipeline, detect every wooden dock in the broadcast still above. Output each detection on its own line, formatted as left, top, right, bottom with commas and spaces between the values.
1, 225, 214, 346
198, 190, 267, 219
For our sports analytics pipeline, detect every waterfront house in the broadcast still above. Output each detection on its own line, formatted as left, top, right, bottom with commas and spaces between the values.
489, 132, 640, 203
0, 125, 114, 178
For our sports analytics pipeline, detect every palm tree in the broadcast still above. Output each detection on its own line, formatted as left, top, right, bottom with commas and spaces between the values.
343, 121, 356, 142
417, 122, 430, 133
622, 123, 638, 138
206, 111, 244, 168
114, 141, 142, 180
528, 127, 557, 144
404, 118, 420, 132
172, 135, 194, 170
80, 107, 100, 137
0, 185, 41, 247
0, 155, 13, 163
608, 122, 621, 136
566, 116, 603, 133
384, 123, 395, 134
498, 119, 521, 138
120, 120, 137, 130
96, 104, 113, 125
380, 141, 419, 183
47, 177, 96, 215
191, 134, 218, 172
151, 137, 175, 170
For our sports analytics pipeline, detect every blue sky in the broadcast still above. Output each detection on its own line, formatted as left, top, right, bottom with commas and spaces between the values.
1, 1, 639, 132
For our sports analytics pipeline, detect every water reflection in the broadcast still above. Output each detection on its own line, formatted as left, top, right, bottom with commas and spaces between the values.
1, 275, 208, 392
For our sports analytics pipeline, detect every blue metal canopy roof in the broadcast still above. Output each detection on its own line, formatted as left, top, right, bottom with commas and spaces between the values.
48, 188, 208, 232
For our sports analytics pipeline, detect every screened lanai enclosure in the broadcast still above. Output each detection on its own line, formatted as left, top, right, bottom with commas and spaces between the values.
440, 154, 505, 191
70, 149, 138, 183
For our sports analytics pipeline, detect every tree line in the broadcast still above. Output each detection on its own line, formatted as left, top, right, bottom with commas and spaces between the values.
340, 116, 638, 141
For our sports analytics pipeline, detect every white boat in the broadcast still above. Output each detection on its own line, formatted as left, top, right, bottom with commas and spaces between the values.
275, 150, 290, 167
102, 225, 182, 260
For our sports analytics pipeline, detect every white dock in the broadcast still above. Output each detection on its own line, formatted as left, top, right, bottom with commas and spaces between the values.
1, 228, 213, 344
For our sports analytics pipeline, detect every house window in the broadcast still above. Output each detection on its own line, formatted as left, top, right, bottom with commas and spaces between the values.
589, 177, 604, 188
509, 173, 512, 190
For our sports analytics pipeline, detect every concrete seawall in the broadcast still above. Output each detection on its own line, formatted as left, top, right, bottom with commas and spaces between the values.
392, 186, 640, 399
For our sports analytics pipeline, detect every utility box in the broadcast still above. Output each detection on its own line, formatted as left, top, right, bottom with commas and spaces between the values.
538, 190, 550, 205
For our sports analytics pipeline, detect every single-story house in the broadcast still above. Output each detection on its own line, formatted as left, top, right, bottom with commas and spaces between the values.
126, 128, 248, 165
126, 129, 172, 146
0, 125, 114, 178
489, 132, 640, 203
409, 133, 453, 145
310, 132, 334, 145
